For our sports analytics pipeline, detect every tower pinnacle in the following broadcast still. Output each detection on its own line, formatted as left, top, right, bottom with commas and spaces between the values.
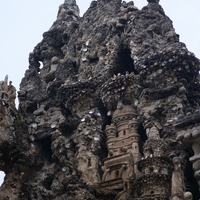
147, 0, 160, 3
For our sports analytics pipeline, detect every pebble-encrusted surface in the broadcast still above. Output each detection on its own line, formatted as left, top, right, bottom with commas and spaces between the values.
0, 0, 200, 199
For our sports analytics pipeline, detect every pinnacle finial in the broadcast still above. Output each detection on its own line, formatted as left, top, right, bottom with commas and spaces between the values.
4, 75, 8, 85
64, 0, 76, 5
147, 0, 160, 3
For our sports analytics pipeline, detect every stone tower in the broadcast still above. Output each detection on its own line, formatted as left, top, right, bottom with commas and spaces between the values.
134, 126, 174, 199
101, 104, 141, 192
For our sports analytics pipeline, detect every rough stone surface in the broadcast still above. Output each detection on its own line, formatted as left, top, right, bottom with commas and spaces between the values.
0, 0, 200, 199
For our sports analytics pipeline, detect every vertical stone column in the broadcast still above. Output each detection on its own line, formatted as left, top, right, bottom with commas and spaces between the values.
128, 119, 141, 178
0, 77, 17, 173
171, 157, 185, 200
175, 114, 200, 195
190, 142, 200, 190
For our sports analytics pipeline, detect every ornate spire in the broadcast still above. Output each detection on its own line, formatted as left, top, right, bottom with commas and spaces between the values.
64, 0, 76, 5
147, 0, 160, 3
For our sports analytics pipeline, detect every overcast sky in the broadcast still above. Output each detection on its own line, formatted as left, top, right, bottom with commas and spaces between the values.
0, 0, 200, 185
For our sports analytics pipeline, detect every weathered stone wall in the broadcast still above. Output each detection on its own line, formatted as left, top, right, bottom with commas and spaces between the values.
0, 0, 200, 199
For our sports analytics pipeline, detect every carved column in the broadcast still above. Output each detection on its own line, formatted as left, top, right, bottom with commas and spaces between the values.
190, 142, 200, 189
175, 113, 200, 194
171, 157, 185, 200
134, 125, 173, 200
128, 119, 141, 179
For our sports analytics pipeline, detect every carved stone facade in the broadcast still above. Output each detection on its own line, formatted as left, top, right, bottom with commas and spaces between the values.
134, 130, 173, 199
100, 104, 194, 200
175, 114, 200, 197
100, 104, 140, 191
0, 0, 200, 199
100, 103, 173, 200
0, 75, 16, 134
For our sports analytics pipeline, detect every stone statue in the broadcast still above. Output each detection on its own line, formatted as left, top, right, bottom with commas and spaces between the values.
171, 157, 185, 200
0, 101, 5, 126
0, 76, 16, 107
0, 75, 8, 101
147, 126, 160, 139
7, 81, 16, 107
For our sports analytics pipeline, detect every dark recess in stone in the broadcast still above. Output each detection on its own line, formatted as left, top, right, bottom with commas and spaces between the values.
184, 149, 199, 200
26, 102, 37, 114
37, 136, 52, 163
115, 47, 138, 75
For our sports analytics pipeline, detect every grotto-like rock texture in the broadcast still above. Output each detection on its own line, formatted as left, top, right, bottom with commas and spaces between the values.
1, 0, 200, 199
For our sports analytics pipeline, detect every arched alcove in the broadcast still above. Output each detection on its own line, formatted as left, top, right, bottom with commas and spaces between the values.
113, 46, 138, 75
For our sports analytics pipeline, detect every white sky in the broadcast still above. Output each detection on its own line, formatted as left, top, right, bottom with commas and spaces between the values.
0, 0, 200, 185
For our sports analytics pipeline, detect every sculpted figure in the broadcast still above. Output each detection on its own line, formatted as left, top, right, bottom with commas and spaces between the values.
147, 126, 160, 139
7, 81, 16, 107
0, 76, 16, 107
0, 76, 17, 132
0, 76, 8, 126
171, 157, 185, 200
0, 101, 5, 126
0, 76, 8, 101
